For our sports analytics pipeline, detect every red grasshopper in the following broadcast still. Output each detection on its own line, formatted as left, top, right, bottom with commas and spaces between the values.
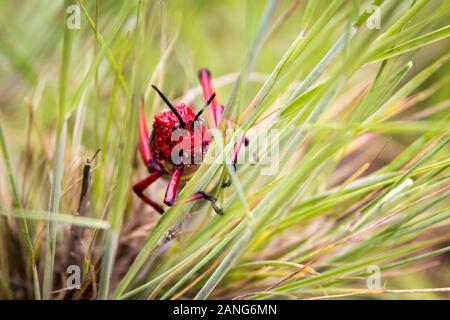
133, 69, 246, 214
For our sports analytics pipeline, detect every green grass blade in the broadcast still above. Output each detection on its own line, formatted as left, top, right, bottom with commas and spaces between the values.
0, 123, 41, 299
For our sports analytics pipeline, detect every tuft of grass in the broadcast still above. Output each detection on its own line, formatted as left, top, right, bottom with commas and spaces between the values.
0, 0, 449, 300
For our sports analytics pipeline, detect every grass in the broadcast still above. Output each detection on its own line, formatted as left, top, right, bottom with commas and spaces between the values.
0, 0, 449, 300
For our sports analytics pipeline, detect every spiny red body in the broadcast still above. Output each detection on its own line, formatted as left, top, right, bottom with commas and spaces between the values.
151, 104, 211, 163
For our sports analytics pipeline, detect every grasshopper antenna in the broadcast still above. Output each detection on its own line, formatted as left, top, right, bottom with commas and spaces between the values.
191, 92, 216, 129
151, 85, 186, 128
